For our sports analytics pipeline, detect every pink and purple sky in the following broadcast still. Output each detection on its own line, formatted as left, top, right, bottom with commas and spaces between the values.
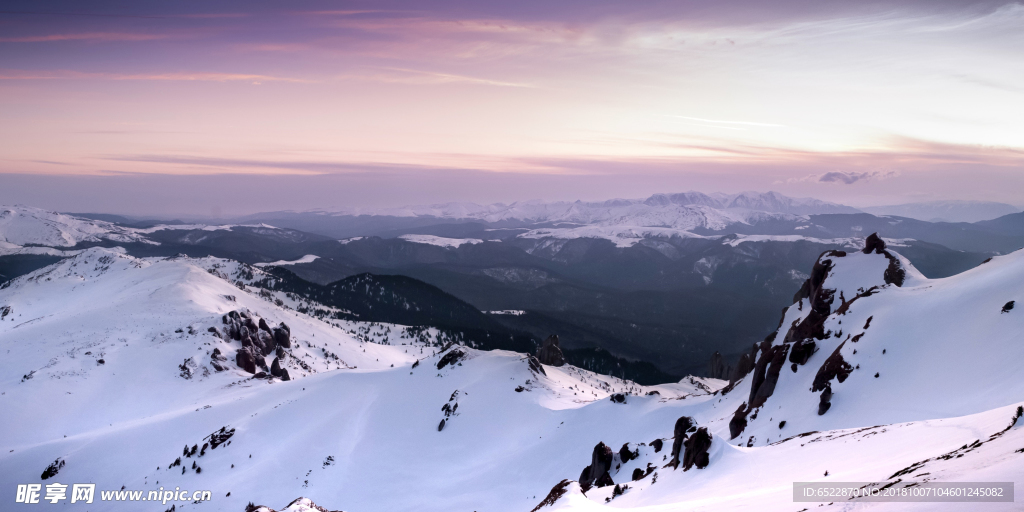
1, 0, 1022, 216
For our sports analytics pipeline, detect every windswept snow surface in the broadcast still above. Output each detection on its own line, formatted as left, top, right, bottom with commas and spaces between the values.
253, 255, 320, 267
0, 206, 148, 249
1, 242, 1023, 512
0, 248, 717, 512
397, 234, 484, 248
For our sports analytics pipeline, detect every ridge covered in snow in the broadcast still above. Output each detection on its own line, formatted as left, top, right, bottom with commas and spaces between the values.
1, 234, 1022, 512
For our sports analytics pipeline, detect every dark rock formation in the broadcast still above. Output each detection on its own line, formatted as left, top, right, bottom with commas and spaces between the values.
609, 393, 626, 404
579, 442, 615, 491
749, 344, 789, 409
208, 326, 222, 339
863, 232, 886, 254
729, 404, 748, 440
682, 427, 712, 470
1003, 301, 1015, 313
651, 439, 663, 453
618, 443, 638, 463
708, 351, 729, 379
258, 330, 276, 356
271, 357, 283, 377
669, 416, 695, 468
258, 317, 271, 333
882, 251, 906, 286
236, 347, 256, 374
531, 480, 571, 512
527, 355, 546, 375
789, 338, 816, 366
818, 383, 833, 415
279, 368, 290, 381
437, 419, 446, 431
631, 468, 645, 481
729, 345, 758, 382
812, 342, 853, 392
273, 326, 291, 349
436, 347, 466, 370
537, 335, 566, 367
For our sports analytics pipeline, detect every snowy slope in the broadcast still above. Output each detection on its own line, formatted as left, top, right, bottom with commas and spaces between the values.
1, 237, 1022, 512
532, 237, 1024, 511
0, 248, 722, 512
0, 206, 149, 253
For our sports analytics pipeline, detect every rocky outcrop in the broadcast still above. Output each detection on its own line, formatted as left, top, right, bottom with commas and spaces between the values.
619, 443, 637, 463
579, 442, 615, 491
729, 344, 758, 382
531, 480, 571, 512
748, 343, 789, 409
436, 347, 467, 370
650, 439, 663, 453
863, 233, 906, 286
244, 497, 343, 512
236, 347, 257, 374
273, 324, 291, 349
682, 427, 712, 471
729, 404, 748, 440
668, 416, 695, 468
882, 251, 906, 286
812, 341, 853, 392
527, 355, 546, 375
708, 351, 729, 379
818, 383, 833, 415
536, 335, 566, 367
863, 232, 886, 254
271, 357, 283, 377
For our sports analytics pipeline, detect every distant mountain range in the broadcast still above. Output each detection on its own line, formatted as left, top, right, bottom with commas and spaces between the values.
862, 200, 1020, 223
2, 192, 1023, 377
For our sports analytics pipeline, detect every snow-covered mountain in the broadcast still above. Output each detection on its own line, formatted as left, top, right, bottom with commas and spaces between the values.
861, 200, 1020, 223
1, 234, 1022, 511
0, 206, 150, 255
360, 191, 860, 222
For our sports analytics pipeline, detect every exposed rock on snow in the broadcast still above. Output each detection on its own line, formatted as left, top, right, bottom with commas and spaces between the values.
246, 497, 344, 512
579, 442, 615, 491
668, 416, 695, 468
681, 427, 712, 471
537, 334, 566, 367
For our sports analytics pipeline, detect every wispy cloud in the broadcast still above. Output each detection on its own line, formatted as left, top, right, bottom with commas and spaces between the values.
0, 69, 313, 83
665, 115, 786, 128
345, 67, 535, 88
814, 170, 899, 184
0, 32, 171, 43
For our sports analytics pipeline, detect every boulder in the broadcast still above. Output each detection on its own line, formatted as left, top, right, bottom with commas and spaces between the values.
258, 317, 271, 333
273, 326, 291, 349
618, 443, 637, 463
280, 368, 290, 381
579, 442, 615, 491
235, 347, 256, 374
669, 416, 695, 468
536, 335, 566, 367
271, 357, 283, 377
258, 330, 276, 356
863, 232, 886, 254
729, 404, 748, 440
609, 393, 626, 404
818, 383, 833, 415
650, 439, 663, 453
682, 427, 712, 470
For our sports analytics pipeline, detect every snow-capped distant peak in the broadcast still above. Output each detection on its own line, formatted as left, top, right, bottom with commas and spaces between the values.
0, 205, 148, 248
